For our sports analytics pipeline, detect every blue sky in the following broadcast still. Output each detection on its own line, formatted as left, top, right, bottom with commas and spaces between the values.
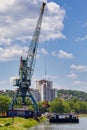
0, 0, 87, 92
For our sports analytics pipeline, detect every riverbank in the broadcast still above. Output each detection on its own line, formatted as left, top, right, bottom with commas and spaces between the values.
0, 116, 46, 130
78, 114, 87, 117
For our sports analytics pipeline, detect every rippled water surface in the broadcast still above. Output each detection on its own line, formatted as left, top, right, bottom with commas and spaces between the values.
30, 117, 87, 130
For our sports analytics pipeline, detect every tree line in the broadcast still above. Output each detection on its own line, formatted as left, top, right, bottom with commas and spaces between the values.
57, 89, 87, 101
0, 94, 87, 114
49, 98, 87, 113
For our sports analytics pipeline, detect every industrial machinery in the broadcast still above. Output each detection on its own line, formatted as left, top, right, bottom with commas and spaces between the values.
9, 2, 46, 116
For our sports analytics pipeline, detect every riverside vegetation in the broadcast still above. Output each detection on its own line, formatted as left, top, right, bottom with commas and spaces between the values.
0, 117, 46, 130
1, 89, 87, 114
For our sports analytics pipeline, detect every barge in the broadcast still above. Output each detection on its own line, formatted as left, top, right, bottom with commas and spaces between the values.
49, 113, 79, 123
0, 109, 41, 118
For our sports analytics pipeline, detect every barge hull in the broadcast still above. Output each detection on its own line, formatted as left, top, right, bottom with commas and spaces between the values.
49, 114, 79, 123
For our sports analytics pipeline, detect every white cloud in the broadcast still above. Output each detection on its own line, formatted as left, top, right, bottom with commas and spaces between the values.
70, 64, 87, 72
0, 0, 66, 62
9, 76, 19, 84
67, 73, 77, 79
0, 0, 15, 11
41, 2, 66, 40
52, 50, 74, 59
0, 46, 49, 62
0, 37, 12, 46
0, 0, 66, 46
76, 35, 87, 41
58, 50, 74, 59
40, 48, 48, 55
0, 45, 28, 61
73, 80, 87, 86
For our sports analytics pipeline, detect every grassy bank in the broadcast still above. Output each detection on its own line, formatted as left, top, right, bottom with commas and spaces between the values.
0, 116, 46, 130
77, 114, 87, 117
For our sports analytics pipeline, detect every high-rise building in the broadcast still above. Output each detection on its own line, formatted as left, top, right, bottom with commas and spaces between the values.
30, 89, 41, 102
35, 79, 57, 101
50, 88, 58, 100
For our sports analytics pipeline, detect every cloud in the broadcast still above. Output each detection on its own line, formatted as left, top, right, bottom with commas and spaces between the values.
40, 48, 48, 55
9, 76, 19, 84
35, 48, 48, 59
76, 35, 87, 41
0, 37, 12, 46
58, 50, 74, 59
73, 80, 87, 86
0, 46, 48, 62
67, 73, 77, 79
70, 64, 87, 72
52, 50, 74, 59
0, 0, 15, 11
0, 45, 28, 61
0, 0, 66, 46
41, 2, 66, 40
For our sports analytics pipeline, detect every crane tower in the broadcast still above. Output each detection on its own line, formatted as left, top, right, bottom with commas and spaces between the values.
9, 2, 46, 113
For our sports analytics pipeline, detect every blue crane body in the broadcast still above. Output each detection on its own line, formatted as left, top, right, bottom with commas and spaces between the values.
9, 2, 46, 115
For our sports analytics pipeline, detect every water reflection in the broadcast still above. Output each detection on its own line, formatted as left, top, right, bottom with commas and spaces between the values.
30, 118, 87, 130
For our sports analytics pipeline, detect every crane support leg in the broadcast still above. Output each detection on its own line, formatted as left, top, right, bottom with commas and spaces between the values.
9, 89, 19, 110
28, 89, 38, 113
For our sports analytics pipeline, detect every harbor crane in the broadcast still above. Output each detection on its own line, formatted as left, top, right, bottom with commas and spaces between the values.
9, 2, 46, 114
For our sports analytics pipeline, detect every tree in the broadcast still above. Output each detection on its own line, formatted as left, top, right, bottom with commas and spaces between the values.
0, 95, 10, 113
73, 101, 80, 113
63, 101, 70, 113
51, 98, 64, 113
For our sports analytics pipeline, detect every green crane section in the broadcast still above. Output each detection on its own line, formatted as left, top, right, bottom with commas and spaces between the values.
9, 2, 46, 114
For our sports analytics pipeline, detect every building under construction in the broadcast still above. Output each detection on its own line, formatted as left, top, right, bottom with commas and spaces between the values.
35, 79, 57, 102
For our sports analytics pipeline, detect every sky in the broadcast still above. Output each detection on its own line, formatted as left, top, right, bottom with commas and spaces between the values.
0, 0, 87, 92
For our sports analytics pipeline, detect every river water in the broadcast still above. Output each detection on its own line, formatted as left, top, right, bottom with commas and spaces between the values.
29, 117, 87, 130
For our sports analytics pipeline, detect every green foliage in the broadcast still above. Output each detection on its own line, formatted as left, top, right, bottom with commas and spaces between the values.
1, 90, 14, 98
23, 118, 38, 128
51, 98, 64, 113
63, 100, 70, 113
50, 97, 87, 114
0, 117, 40, 130
13, 97, 33, 110
58, 89, 87, 101
0, 116, 47, 130
0, 89, 87, 114
0, 95, 10, 113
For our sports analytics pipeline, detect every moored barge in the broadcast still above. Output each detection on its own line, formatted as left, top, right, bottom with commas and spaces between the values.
49, 113, 79, 123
